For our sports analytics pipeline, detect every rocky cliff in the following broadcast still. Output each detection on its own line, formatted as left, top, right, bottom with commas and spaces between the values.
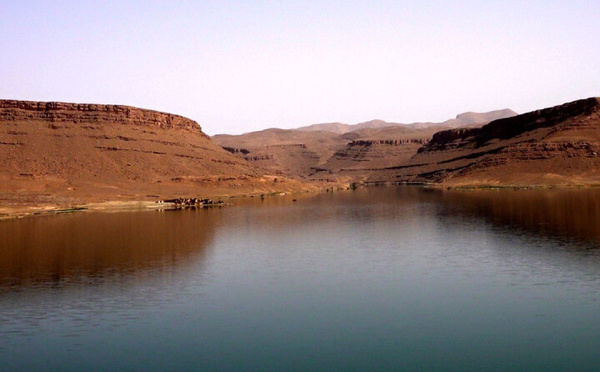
0, 100, 311, 209
368, 97, 600, 186
0, 100, 204, 132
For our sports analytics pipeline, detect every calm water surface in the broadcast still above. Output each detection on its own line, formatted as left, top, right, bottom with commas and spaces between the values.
2, 187, 600, 371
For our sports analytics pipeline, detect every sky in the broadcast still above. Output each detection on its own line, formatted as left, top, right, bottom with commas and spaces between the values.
1, 1, 599, 135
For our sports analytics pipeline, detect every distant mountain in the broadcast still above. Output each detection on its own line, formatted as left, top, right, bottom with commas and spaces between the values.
295, 109, 517, 134
296, 119, 403, 134
213, 108, 517, 179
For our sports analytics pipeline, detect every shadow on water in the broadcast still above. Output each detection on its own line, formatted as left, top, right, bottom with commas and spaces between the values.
0, 209, 218, 292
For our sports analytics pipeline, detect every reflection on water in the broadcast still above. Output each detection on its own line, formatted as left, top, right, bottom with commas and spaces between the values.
241, 186, 600, 249
3, 187, 600, 371
438, 188, 600, 248
0, 209, 216, 290
0, 209, 219, 370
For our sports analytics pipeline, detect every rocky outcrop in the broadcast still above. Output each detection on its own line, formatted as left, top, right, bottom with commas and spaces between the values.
421, 98, 600, 153
420, 128, 479, 152
474, 97, 600, 146
0, 100, 205, 133
0, 99, 307, 203
266, 143, 307, 149
222, 146, 250, 155
368, 97, 600, 186
213, 129, 349, 177
314, 137, 429, 178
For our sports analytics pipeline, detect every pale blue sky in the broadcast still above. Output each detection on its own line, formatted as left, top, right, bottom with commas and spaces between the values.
1, 0, 599, 134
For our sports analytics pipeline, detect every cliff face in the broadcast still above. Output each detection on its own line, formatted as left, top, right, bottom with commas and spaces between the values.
422, 128, 480, 152
0, 100, 204, 132
474, 98, 600, 146
423, 97, 600, 152
319, 138, 429, 178
0, 100, 309, 205
369, 97, 600, 186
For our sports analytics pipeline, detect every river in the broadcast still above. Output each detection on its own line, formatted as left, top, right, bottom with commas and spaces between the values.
2, 187, 600, 371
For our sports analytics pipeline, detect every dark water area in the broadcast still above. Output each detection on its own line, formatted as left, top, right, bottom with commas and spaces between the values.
2, 187, 600, 371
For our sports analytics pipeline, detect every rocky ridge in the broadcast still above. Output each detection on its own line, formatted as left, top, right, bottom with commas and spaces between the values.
368, 97, 600, 186
0, 100, 315, 214
0, 100, 204, 132
295, 109, 516, 134
213, 109, 516, 181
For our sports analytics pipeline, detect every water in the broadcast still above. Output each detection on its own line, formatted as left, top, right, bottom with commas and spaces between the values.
2, 187, 600, 371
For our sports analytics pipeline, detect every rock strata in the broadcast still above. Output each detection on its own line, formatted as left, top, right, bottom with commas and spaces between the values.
368, 97, 600, 186
0, 100, 315, 211
213, 109, 514, 180
0, 100, 204, 133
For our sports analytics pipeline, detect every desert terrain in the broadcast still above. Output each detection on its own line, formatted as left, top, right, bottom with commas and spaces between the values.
213, 109, 517, 182
366, 97, 600, 187
215, 98, 600, 188
2, 97, 600, 218
0, 100, 320, 218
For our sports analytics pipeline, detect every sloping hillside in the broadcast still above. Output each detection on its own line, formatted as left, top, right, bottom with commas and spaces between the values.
0, 100, 313, 211
213, 128, 348, 177
367, 98, 600, 186
295, 119, 403, 134
295, 109, 516, 134
213, 109, 515, 180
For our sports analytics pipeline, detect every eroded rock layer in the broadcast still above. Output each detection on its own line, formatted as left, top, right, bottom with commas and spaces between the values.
0, 100, 203, 132
368, 97, 600, 186
0, 100, 309, 206
213, 109, 515, 181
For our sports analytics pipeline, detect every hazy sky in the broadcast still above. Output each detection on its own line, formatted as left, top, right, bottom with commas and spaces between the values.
1, 1, 599, 134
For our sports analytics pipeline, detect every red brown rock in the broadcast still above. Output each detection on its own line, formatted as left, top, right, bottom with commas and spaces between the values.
368, 97, 600, 186
0, 100, 316, 215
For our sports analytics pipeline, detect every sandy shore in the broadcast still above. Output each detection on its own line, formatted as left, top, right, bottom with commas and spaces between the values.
0, 200, 172, 220
0, 186, 346, 220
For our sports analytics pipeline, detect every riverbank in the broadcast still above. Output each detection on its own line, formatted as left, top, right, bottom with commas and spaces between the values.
7, 180, 597, 220
0, 200, 194, 220
0, 172, 350, 220
361, 179, 600, 191
0, 182, 349, 220
0, 195, 259, 220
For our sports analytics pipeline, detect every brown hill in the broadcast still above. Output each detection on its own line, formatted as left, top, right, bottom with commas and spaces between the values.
213, 128, 348, 178
295, 109, 517, 134
296, 119, 402, 134
213, 109, 516, 181
0, 100, 314, 213
435, 109, 518, 129
318, 126, 445, 177
367, 97, 600, 186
